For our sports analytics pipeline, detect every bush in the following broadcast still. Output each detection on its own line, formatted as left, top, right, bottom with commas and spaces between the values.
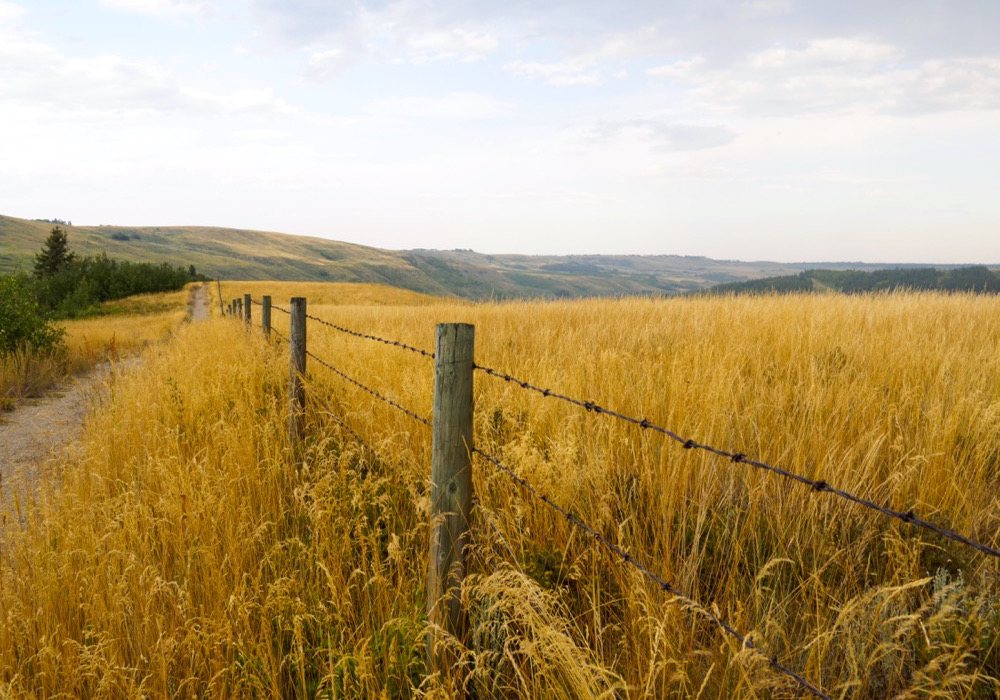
0, 274, 65, 353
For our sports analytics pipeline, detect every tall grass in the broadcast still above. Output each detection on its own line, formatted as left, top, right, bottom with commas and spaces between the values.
0, 287, 192, 411
1, 288, 998, 697
218, 281, 445, 309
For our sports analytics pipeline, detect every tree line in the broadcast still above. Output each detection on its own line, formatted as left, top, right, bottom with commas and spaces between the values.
1, 227, 207, 353
704, 266, 1000, 296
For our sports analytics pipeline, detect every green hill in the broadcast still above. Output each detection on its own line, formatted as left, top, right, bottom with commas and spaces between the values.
3, 214, 981, 300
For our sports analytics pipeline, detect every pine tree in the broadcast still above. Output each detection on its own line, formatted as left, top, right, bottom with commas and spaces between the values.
33, 226, 76, 277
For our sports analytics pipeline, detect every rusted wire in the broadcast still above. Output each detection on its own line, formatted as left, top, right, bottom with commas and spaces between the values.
305, 349, 432, 427
271, 303, 290, 315
473, 446, 830, 700
305, 312, 435, 358
270, 327, 289, 344
309, 388, 380, 458
474, 364, 1000, 560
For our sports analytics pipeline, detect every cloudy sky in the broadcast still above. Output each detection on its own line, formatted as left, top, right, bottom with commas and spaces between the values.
2, 0, 999, 262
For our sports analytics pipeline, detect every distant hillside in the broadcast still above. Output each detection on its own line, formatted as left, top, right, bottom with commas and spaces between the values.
704, 267, 1000, 295
1, 214, 980, 300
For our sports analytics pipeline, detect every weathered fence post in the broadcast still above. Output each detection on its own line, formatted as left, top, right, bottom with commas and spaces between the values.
233, 298, 242, 318
216, 279, 224, 315
262, 296, 272, 338
226, 302, 232, 316
288, 297, 307, 446
244, 293, 252, 326
427, 323, 474, 691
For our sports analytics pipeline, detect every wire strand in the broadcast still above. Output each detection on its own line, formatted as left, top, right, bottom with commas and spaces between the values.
473, 447, 829, 699
305, 312, 435, 358
474, 364, 1000, 559
305, 349, 432, 427
270, 327, 289, 344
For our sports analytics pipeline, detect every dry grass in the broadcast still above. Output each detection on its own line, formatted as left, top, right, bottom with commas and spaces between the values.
0, 287, 192, 411
60, 287, 192, 359
1, 288, 998, 698
218, 280, 445, 310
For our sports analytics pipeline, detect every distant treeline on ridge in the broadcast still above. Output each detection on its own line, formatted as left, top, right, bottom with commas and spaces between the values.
704, 266, 1000, 296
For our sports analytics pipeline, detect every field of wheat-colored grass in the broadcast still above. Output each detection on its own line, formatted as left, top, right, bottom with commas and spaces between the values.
0, 287, 193, 409
218, 280, 448, 310
1, 285, 998, 698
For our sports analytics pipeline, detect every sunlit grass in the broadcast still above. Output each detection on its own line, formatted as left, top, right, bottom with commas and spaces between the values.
60, 287, 192, 360
218, 280, 446, 311
0, 286, 195, 410
1, 289, 997, 697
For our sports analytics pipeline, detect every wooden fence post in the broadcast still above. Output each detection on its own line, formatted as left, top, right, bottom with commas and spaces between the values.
427, 323, 474, 690
234, 298, 242, 318
262, 296, 272, 338
216, 279, 224, 316
244, 293, 252, 325
288, 297, 307, 445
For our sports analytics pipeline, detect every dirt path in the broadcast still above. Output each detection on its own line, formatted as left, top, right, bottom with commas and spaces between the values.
189, 283, 210, 322
0, 284, 211, 495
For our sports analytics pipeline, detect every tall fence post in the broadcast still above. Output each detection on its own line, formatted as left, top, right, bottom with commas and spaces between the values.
427, 323, 474, 691
262, 295, 272, 338
244, 293, 252, 326
216, 279, 224, 316
233, 298, 242, 318
288, 297, 307, 446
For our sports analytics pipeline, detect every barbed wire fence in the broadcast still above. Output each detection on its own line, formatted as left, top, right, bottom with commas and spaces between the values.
219, 291, 1000, 698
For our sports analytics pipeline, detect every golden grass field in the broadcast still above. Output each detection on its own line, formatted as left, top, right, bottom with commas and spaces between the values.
0, 288, 191, 410
2, 282, 998, 698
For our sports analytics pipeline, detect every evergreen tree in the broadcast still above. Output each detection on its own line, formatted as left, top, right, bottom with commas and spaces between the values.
33, 226, 76, 278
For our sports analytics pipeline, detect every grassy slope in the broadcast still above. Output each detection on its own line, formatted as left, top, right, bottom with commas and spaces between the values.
1, 214, 939, 300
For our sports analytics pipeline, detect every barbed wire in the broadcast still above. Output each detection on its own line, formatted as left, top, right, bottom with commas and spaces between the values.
305, 312, 435, 359
271, 327, 289, 344
271, 303, 290, 315
308, 385, 382, 462
474, 364, 1000, 559
473, 446, 830, 699
305, 349, 432, 427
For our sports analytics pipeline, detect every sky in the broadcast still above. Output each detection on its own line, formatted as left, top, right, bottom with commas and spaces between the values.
2, 0, 999, 263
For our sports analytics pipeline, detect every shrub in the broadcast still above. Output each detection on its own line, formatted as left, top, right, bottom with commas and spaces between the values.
0, 273, 65, 353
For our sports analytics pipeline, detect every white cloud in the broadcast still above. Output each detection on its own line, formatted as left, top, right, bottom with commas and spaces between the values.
647, 56, 706, 81
301, 45, 366, 82
100, 0, 206, 17
0, 1, 25, 25
505, 24, 671, 86
740, 0, 792, 14
899, 57, 1000, 113
233, 129, 289, 140
805, 171, 919, 188
590, 120, 736, 152
365, 91, 508, 120
0, 20, 291, 116
647, 38, 1000, 117
505, 58, 602, 86
403, 27, 499, 62
750, 38, 902, 69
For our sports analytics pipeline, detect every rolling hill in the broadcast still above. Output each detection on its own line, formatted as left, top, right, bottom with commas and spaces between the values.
0, 214, 972, 300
